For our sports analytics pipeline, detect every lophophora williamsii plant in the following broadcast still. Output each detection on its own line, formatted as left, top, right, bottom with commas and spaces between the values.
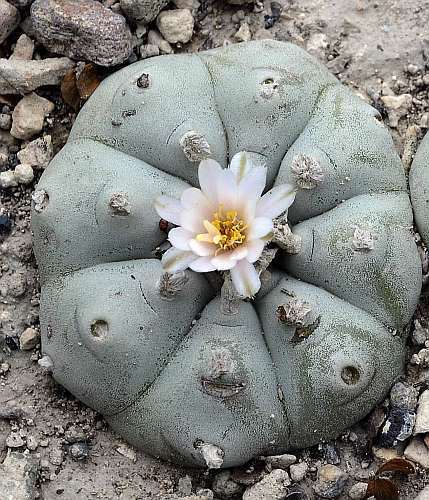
32, 40, 422, 468
410, 132, 429, 250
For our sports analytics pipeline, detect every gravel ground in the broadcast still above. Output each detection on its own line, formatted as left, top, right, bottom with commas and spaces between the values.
2, 0, 429, 498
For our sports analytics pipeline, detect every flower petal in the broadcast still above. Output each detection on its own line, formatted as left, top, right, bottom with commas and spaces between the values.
181, 187, 213, 215
211, 252, 237, 271
189, 239, 216, 256
247, 217, 273, 240
180, 209, 206, 233
217, 168, 238, 209
154, 195, 182, 226
256, 183, 296, 219
168, 227, 193, 251
189, 256, 217, 272
230, 151, 252, 183
246, 239, 265, 263
230, 259, 261, 298
198, 159, 224, 204
239, 165, 267, 220
230, 246, 248, 261
161, 247, 196, 273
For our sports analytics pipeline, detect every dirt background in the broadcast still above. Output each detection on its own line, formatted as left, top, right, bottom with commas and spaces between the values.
2, 0, 429, 498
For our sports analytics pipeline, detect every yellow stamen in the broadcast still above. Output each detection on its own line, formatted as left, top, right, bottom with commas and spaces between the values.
196, 207, 247, 253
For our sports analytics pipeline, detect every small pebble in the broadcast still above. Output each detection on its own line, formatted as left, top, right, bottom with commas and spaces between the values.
348, 482, 368, 500
290, 462, 308, 482
156, 8, 194, 44
19, 327, 39, 350
69, 442, 89, 460
313, 465, 348, 499
14, 164, 34, 185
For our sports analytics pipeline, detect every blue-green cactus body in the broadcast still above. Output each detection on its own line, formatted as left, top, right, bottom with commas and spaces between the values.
32, 41, 421, 468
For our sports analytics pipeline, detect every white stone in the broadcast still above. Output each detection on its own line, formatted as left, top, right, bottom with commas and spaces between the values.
156, 9, 194, 44
17, 135, 53, 168
243, 469, 291, 500
415, 390, 429, 434
147, 29, 173, 54
404, 437, 429, 468
140, 43, 160, 59
14, 164, 34, 185
263, 453, 297, 469
0, 170, 17, 188
348, 482, 368, 500
381, 94, 412, 111
0, 57, 74, 94
10, 34, 35, 60
19, 327, 39, 350
234, 22, 251, 42
290, 461, 308, 482
11, 93, 54, 140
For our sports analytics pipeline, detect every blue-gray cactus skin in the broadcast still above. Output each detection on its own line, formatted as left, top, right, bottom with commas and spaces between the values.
410, 133, 429, 247
31, 40, 421, 468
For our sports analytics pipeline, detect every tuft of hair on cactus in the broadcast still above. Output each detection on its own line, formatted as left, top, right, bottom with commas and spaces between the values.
272, 215, 302, 254
277, 298, 311, 327
109, 192, 131, 216
352, 226, 375, 251
291, 153, 324, 189
157, 271, 189, 300
194, 440, 225, 469
32, 189, 49, 213
208, 348, 235, 378
179, 130, 212, 162
154, 151, 296, 298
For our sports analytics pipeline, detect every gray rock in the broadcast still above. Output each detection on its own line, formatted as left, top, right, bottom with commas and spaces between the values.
156, 8, 194, 44
0, 57, 74, 95
212, 470, 243, 498
243, 469, 290, 500
0, 170, 17, 188
0, 452, 38, 500
390, 381, 419, 411
69, 441, 89, 460
313, 465, 348, 498
140, 43, 160, 59
17, 135, 53, 168
120, 0, 168, 23
289, 462, 308, 482
19, 327, 39, 350
6, 432, 25, 448
30, 0, 132, 66
14, 163, 34, 184
404, 437, 429, 468
263, 454, 297, 469
10, 93, 54, 140
10, 34, 35, 60
0, 0, 20, 45
147, 29, 173, 54
414, 390, 429, 435
49, 446, 65, 466
348, 482, 367, 500
0, 113, 12, 130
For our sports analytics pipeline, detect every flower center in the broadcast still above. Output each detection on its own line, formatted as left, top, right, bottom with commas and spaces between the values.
196, 208, 247, 253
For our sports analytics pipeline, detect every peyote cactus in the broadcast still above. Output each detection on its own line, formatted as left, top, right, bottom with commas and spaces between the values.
410, 132, 429, 247
32, 40, 422, 468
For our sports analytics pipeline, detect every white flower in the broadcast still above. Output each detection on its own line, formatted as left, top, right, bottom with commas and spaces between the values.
154, 152, 296, 298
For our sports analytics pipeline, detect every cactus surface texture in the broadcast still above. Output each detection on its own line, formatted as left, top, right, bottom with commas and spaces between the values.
32, 41, 421, 468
